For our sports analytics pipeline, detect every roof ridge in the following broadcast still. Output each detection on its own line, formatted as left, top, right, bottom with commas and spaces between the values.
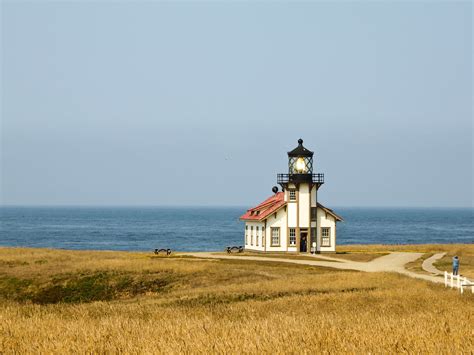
240, 193, 286, 221
249, 192, 283, 211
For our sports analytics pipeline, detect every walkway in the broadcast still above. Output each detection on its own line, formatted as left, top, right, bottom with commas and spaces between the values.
183, 252, 445, 284
421, 253, 447, 275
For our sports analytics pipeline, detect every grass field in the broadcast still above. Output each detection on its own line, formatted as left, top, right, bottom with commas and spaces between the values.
221, 251, 387, 262
0, 246, 473, 353
213, 252, 341, 262
434, 250, 474, 279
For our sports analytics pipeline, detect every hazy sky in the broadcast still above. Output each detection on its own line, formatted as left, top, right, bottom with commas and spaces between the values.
1, 1, 472, 207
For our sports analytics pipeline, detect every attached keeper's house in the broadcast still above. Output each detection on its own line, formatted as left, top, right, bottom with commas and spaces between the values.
240, 139, 342, 253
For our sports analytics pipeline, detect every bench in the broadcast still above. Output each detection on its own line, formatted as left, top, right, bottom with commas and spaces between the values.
154, 248, 172, 256
226, 246, 244, 254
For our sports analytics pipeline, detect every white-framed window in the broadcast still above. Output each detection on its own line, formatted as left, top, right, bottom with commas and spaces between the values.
289, 228, 296, 246
271, 227, 280, 246
262, 227, 265, 246
289, 190, 296, 201
245, 225, 248, 245
250, 226, 254, 245
256, 226, 259, 246
321, 227, 331, 247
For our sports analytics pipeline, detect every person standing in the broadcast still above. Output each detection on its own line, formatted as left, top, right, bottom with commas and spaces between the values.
452, 255, 459, 275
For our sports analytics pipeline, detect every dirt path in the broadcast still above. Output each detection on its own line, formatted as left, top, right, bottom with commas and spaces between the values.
422, 253, 447, 275
183, 252, 445, 284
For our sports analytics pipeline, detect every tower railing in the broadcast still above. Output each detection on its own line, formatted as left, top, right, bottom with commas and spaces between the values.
277, 173, 324, 184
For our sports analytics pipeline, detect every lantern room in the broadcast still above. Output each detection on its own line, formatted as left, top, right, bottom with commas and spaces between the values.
277, 139, 324, 187
288, 138, 313, 174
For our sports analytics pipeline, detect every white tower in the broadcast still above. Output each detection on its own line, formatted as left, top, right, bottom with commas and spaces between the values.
277, 139, 324, 253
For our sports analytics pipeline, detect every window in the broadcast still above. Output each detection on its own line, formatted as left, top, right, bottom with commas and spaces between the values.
289, 156, 313, 174
271, 227, 280, 246
256, 226, 259, 246
289, 190, 296, 201
245, 225, 248, 245
311, 207, 317, 221
321, 227, 331, 247
289, 228, 296, 246
250, 226, 253, 245
262, 227, 265, 246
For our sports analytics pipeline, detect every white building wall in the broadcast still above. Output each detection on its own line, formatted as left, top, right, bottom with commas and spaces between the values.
243, 189, 338, 253
316, 208, 336, 252
310, 186, 317, 207
244, 221, 265, 251
264, 208, 287, 252
298, 183, 310, 228
287, 203, 297, 228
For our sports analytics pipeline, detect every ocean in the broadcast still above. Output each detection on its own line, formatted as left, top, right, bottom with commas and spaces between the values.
0, 207, 472, 251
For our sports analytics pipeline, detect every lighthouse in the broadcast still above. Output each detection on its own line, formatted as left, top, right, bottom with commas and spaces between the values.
240, 139, 342, 253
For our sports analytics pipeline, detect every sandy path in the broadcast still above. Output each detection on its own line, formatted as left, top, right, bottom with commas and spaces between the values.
183, 252, 445, 284
421, 253, 447, 275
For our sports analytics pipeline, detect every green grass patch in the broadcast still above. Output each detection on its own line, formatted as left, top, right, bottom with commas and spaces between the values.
0, 271, 178, 305
169, 287, 379, 307
0, 276, 33, 301
0, 260, 30, 267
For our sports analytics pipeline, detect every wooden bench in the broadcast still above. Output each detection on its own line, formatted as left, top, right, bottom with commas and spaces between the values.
226, 246, 244, 254
154, 248, 172, 256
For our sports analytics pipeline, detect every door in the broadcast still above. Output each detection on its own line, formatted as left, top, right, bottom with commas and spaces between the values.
300, 232, 307, 253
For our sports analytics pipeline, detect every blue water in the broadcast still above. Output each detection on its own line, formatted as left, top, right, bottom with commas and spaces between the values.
0, 207, 472, 251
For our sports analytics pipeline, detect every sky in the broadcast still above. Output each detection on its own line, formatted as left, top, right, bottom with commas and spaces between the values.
1, 1, 472, 207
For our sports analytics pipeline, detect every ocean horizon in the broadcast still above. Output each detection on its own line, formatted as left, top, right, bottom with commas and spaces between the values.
1, 206, 472, 251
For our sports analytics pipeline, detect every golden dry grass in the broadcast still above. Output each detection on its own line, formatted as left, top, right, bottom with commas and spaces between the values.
433, 249, 474, 279
337, 243, 474, 254
405, 253, 435, 274
215, 251, 340, 262
1, 247, 473, 353
378, 244, 474, 278
220, 251, 386, 262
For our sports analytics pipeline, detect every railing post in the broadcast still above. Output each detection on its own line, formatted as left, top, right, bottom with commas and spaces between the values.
444, 271, 447, 287
450, 273, 454, 288
461, 279, 464, 294
457, 274, 461, 288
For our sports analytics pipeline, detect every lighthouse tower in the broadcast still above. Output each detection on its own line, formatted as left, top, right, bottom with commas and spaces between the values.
277, 138, 324, 252
240, 139, 342, 253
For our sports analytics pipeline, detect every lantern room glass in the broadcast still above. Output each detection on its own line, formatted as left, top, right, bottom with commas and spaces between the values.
288, 156, 313, 174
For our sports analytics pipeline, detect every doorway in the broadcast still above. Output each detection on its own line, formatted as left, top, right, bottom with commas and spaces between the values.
300, 232, 308, 253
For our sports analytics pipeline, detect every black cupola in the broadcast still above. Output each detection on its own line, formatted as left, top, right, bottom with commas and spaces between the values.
288, 138, 314, 158
277, 139, 324, 189
287, 139, 313, 174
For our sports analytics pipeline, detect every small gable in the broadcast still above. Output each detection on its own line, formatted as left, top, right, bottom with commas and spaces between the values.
240, 192, 287, 221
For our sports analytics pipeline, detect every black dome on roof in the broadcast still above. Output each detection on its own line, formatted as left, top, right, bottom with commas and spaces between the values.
287, 139, 314, 157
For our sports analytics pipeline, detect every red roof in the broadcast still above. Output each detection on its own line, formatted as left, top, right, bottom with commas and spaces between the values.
240, 192, 286, 221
